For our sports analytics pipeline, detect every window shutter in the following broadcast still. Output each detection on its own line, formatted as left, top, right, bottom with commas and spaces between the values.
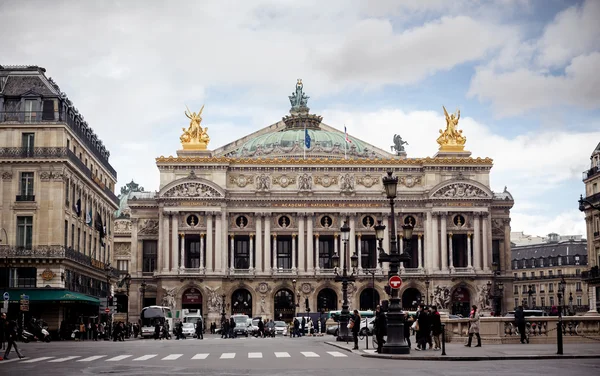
42, 100, 54, 120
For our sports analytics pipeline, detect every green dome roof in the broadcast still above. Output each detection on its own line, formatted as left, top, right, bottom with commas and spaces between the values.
234, 128, 369, 157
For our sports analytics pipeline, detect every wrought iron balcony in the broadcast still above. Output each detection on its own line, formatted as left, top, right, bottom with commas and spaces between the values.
513, 273, 581, 281
15, 194, 35, 202
0, 245, 113, 274
583, 166, 600, 181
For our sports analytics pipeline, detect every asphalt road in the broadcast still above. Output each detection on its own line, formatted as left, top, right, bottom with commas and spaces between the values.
1, 335, 599, 376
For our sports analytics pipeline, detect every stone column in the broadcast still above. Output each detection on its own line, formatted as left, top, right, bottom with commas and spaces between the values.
383, 214, 390, 274
357, 233, 362, 271
200, 234, 205, 270
179, 233, 185, 270
418, 234, 423, 269
586, 285, 599, 316
162, 214, 170, 272
221, 211, 228, 273
206, 213, 213, 272
399, 235, 405, 272
425, 211, 432, 273
349, 215, 356, 260
432, 213, 439, 272
307, 216, 314, 273
264, 215, 271, 273
255, 216, 262, 272
215, 213, 222, 272
314, 234, 320, 271
249, 234, 254, 271
131, 218, 139, 277
448, 233, 454, 271
482, 213, 489, 271
473, 214, 481, 271
171, 214, 178, 272
158, 211, 164, 272
440, 213, 448, 272
334, 233, 340, 269
272, 234, 277, 270
292, 234, 297, 271
467, 233, 473, 269
230, 234, 235, 271
298, 215, 305, 273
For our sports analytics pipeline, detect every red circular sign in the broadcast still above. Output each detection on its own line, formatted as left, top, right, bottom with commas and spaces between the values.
105, 308, 110, 313
389, 275, 402, 289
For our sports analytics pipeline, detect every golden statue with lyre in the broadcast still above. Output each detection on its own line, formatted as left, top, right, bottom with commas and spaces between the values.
180, 105, 210, 150
436, 106, 466, 152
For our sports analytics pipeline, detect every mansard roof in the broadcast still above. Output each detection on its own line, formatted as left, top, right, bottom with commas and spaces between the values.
511, 239, 587, 260
1, 75, 57, 96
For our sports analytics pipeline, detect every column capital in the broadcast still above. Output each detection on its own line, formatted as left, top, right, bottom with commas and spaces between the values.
357, 233, 362, 238
467, 232, 472, 238
315, 234, 320, 238
448, 232, 453, 237
292, 233, 297, 238
200, 233, 205, 238
272, 234, 277, 238
334, 233, 338, 238
417, 233, 422, 239
230, 234, 235, 239
249, 233, 255, 238
179, 233, 185, 238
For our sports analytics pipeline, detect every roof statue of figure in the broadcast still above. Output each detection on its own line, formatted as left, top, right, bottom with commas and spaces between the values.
391, 134, 408, 155
289, 79, 310, 114
437, 106, 466, 152
180, 105, 210, 150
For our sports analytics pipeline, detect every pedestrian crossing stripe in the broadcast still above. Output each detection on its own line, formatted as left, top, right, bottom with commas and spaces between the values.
49, 356, 81, 362
248, 352, 262, 358
162, 354, 183, 360
22, 357, 54, 363
106, 355, 132, 362
192, 353, 209, 360
133, 355, 157, 361
274, 352, 290, 358
300, 351, 319, 358
220, 353, 235, 359
77, 355, 107, 362
326, 351, 348, 358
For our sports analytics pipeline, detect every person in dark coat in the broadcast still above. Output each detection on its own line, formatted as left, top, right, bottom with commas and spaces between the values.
222, 318, 229, 339
514, 306, 527, 344
301, 317, 306, 337
154, 321, 161, 340
416, 306, 431, 351
229, 317, 236, 338
431, 305, 442, 350
176, 321, 184, 340
196, 319, 203, 340
351, 310, 361, 350
3, 319, 24, 360
0, 313, 6, 351
257, 318, 264, 338
374, 306, 387, 353
403, 312, 413, 348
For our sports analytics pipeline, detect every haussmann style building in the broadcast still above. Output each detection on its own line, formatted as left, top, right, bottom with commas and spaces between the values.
114, 80, 515, 326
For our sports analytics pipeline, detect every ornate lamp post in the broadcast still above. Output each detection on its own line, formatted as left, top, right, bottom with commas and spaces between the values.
425, 277, 431, 306
118, 273, 132, 324
569, 292, 574, 316
377, 171, 412, 354
292, 279, 298, 319
332, 219, 358, 342
557, 276, 566, 354
527, 284, 535, 309
221, 293, 226, 321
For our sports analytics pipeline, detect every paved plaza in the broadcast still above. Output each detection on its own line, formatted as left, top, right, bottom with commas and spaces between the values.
1, 335, 599, 376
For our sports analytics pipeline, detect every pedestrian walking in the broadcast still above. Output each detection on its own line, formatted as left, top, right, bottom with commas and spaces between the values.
176, 321, 184, 340
293, 318, 300, 338
196, 319, 203, 339
301, 317, 306, 337
257, 318, 264, 338
431, 306, 442, 350
79, 322, 86, 341
3, 319, 24, 360
350, 310, 361, 350
229, 317, 236, 338
465, 305, 481, 347
0, 313, 6, 351
222, 318, 229, 339
404, 312, 413, 348
415, 306, 431, 351
514, 305, 528, 344
374, 306, 387, 353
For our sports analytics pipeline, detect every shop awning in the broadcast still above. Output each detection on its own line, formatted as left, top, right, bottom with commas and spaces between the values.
5, 289, 100, 305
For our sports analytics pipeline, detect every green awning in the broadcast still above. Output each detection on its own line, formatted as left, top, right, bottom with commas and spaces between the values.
5, 289, 100, 305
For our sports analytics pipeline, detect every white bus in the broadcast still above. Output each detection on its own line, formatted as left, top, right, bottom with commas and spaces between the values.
140, 306, 174, 338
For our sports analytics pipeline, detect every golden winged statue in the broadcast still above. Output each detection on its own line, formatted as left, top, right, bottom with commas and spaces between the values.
436, 106, 466, 151
180, 105, 210, 150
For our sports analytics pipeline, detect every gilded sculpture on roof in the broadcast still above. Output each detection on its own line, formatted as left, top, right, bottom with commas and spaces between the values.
180, 105, 210, 150
437, 106, 466, 152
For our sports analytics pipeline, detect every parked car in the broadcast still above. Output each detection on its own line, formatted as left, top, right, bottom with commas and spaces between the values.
181, 322, 196, 337
274, 321, 288, 336
232, 314, 251, 337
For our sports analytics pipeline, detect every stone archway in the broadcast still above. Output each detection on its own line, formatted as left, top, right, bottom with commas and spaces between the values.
450, 285, 472, 317
359, 288, 380, 311
401, 287, 422, 310
181, 287, 203, 312
317, 288, 338, 312
273, 288, 295, 322
231, 288, 253, 316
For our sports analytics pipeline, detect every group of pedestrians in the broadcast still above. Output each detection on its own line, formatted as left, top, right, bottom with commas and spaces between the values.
409, 304, 444, 351
220, 317, 237, 339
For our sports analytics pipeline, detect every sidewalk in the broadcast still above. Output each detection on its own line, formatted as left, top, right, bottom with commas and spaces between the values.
325, 340, 600, 361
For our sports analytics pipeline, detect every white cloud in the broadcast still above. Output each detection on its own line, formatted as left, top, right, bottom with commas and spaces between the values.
510, 210, 586, 239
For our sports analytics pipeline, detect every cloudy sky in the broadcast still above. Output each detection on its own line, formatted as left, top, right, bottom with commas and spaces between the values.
2, 0, 599, 237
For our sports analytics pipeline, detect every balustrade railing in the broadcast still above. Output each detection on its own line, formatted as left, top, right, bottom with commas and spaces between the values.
0, 245, 113, 274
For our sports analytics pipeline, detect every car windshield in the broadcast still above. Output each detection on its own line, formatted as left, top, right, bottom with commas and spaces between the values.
182, 323, 194, 328
266, 322, 275, 328
234, 316, 248, 324
274, 321, 286, 327
252, 319, 259, 326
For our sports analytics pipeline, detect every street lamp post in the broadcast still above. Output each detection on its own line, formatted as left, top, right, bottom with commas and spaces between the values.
527, 285, 534, 309
569, 292, 573, 316
425, 277, 430, 306
377, 171, 412, 354
332, 219, 358, 342
363, 268, 377, 310
118, 273, 132, 324
292, 279, 298, 319
557, 277, 566, 354
221, 293, 226, 320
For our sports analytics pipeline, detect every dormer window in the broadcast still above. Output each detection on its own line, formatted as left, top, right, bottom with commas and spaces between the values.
575, 256, 580, 265
24, 99, 37, 122
558, 256, 562, 266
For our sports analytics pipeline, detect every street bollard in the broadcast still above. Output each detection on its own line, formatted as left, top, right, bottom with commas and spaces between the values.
557, 322, 563, 355
441, 323, 446, 356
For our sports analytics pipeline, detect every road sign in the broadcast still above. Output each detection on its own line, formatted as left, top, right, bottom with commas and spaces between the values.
3, 292, 9, 301
388, 275, 402, 289
105, 308, 110, 313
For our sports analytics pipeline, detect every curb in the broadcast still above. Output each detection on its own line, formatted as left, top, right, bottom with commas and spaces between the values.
360, 353, 600, 361
324, 341, 355, 353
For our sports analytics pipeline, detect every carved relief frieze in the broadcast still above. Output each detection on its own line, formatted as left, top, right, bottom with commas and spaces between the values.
356, 175, 377, 188
432, 183, 490, 199
40, 170, 64, 181
114, 219, 132, 234
114, 242, 131, 257
297, 174, 312, 191
229, 174, 254, 188
314, 175, 338, 188
272, 175, 295, 188
1, 172, 12, 181
399, 175, 422, 188
138, 219, 159, 235
492, 218, 505, 236
163, 182, 222, 198
339, 173, 355, 193
255, 174, 271, 192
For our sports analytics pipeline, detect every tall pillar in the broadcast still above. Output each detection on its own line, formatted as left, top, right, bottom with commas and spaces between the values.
431, 213, 439, 271
255, 216, 262, 272
206, 213, 213, 272
425, 211, 432, 273
249, 234, 254, 271
221, 211, 228, 273
399, 235, 405, 272
349, 215, 356, 259
448, 233, 454, 270
357, 233, 362, 271
158, 211, 164, 272
292, 234, 297, 271
440, 213, 448, 271
298, 215, 305, 272
314, 234, 320, 271
162, 214, 170, 272
215, 213, 222, 272
131, 218, 139, 277
200, 234, 205, 270
383, 214, 390, 274
179, 233, 185, 270
272, 234, 277, 270
171, 214, 178, 272
264, 215, 271, 273
417, 234, 423, 269
467, 233, 473, 269
473, 213, 481, 271
307, 216, 314, 273
334, 233, 340, 269
482, 213, 489, 271
230, 234, 235, 270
